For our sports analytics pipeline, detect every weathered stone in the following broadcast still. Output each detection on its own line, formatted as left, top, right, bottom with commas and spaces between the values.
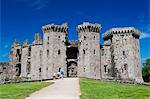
0, 22, 143, 83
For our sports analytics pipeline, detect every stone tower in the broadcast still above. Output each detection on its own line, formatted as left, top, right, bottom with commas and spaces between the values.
103, 27, 143, 82
42, 23, 68, 78
77, 22, 101, 79
30, 33, 43, 80
10, 40, 22, 77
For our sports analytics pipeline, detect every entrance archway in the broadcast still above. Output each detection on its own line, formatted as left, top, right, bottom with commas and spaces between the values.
67, 61, 77, 77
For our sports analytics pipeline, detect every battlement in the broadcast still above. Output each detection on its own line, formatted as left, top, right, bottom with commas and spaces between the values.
103, 27, 140, 40
42, 23, 68, 33
76, 22, 101, 33
12, 40, 21, 47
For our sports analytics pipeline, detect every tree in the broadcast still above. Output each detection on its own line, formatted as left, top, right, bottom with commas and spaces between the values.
142, 58, 150, 82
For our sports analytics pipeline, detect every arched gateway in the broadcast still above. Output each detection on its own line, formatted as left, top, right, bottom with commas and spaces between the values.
66, 41, 78, 77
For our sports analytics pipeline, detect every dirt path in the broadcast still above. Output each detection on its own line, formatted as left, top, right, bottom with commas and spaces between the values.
26, 78, 80, 99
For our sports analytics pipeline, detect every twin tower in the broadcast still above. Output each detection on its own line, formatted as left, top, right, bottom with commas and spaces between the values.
10, 22, 143, 82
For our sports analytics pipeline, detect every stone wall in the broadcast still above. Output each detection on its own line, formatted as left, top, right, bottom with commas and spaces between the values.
77, 22, 101, 79
103, 27, 143, 82
2, 22, 143, 83
42, 23, 68, 78
100, 45, 112, 79
0, 62, 14, 83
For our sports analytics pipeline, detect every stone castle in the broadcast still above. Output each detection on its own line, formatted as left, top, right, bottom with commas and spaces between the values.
0, 22, 143, 83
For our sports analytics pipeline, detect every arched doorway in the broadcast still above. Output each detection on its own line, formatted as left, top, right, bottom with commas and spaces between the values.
67, 61, 77, 77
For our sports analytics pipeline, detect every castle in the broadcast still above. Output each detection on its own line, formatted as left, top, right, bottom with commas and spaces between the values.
1, 22, 143, 83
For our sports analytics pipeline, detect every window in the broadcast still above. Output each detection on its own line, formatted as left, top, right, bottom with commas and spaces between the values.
27, 62, 31, 74
40, 50, 42, 57
93, 49, 95, 54
83, 67, 86, 72
122, 68, 124, 73
58, 49, 60, 55
48, 36, 49, 41
83, 49, 85, 54
124, 64, 127, 70
94, 36, 95, 40
28, 47, 31, 56
101, 49, 104, 56
123, 51, 125, 55
47, 50, 49, 57
3, 67, 6, 70
47, 37, 49, 44
39, 68, 41, 73
104, 65, 107, 72
84, 36, 86, 40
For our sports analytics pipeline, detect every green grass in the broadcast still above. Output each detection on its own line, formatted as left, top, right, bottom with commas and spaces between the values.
0, 81, 53, 99
80, 78, 150, 99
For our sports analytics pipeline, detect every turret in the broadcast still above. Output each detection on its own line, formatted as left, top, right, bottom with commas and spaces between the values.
42, 23, 68, 34
102, 27, 143, 82
77, 22, 101, 33
103, 27, 140, 40
32, 33, 42, 45
77, 22, 101, 79
23, 40, 29, 47
41, 23, 68, 79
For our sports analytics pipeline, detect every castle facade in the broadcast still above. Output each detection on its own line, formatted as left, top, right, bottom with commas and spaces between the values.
8, 22, 143, 82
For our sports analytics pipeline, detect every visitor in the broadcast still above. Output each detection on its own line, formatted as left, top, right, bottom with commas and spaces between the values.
53, 73, 56, 80
60, 68, 64, 78
57, 71, 61, 79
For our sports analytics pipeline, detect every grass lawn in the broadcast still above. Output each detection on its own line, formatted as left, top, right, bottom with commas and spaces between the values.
0, 81, 53, 99
80, 78, 150, 99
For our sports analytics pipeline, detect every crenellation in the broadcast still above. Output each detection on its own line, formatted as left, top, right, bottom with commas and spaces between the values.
42, 23, 68, 33
103, 27, 140, 40
77, 22, 101, 33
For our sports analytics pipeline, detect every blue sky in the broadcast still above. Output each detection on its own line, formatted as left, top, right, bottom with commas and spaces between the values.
0, 0, 150, 64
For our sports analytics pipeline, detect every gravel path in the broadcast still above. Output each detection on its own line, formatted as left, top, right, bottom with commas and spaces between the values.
26, 78, 80, 99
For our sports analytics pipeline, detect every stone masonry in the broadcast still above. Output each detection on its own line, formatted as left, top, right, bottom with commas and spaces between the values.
0, 22, 143, 83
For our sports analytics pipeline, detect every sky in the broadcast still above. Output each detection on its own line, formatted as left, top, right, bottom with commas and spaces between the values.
0, 0, 150, 64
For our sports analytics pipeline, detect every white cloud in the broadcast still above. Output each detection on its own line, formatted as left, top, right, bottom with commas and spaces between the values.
10, 0, 48, 10
140, 32, 150, 39
28, 0, 48, 10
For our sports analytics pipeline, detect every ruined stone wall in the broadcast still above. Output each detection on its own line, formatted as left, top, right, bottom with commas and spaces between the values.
30, 45, 43, 80
9, 40, 22, 77
101, 45, 112, 79
42, 23, 68, 78
21, 46, 29, 78
131, 34, 143, 82
77, 22, 101, 79
0, 62, 14, 83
